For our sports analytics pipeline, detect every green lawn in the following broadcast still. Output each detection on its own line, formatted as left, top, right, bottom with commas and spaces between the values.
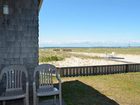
62, 72, 140, 105
39, 48, 140, 105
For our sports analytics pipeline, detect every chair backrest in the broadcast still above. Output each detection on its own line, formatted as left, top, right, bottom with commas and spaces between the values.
0, 65, 28, 91
34, 64, 57, 89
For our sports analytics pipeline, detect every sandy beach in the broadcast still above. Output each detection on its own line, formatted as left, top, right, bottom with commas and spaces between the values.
47, 52, 140, 67
48, 56, 125, 67
71, 52, 140, 63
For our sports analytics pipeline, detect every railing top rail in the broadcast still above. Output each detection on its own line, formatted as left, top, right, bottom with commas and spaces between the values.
57, 63, 140, 69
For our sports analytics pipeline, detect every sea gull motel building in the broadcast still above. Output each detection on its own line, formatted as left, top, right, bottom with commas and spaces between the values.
0, 0, 43, 105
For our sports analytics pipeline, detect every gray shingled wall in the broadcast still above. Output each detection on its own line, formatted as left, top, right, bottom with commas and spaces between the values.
0, 0, 39, 104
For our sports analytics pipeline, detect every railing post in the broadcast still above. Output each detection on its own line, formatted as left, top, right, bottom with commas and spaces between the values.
125, 64, 128, 73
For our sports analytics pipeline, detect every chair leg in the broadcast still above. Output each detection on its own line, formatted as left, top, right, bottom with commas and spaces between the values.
24, 98, 26, 105
54, 95, 57, 105
24, 97, 29, 105
33, 96, 35, 105
59, 93, 62, 105
26, 96, 29, 105
33, 94, 37, 105
36, 97, 39, 105
2, 101, 5, 105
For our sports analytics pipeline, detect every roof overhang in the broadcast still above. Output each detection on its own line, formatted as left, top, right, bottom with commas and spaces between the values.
38, 0, 43, 10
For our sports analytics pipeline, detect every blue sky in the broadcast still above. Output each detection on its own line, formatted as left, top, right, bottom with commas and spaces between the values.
39, 0, 140, 47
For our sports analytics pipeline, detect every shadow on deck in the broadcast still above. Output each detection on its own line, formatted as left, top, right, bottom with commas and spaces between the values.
0, 80, 119, 105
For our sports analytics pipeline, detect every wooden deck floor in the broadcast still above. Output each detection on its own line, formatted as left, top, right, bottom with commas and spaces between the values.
0, 99, 66, 105
39, 99, 66, 105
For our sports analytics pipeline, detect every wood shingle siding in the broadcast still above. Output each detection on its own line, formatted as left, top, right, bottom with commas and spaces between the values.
0, 1, 39, 104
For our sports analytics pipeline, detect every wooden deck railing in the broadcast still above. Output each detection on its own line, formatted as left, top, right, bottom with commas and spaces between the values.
57, 63, 140, 77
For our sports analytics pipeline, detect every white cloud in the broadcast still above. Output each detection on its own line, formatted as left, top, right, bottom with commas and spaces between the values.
39, 38, 140, 47
129, 39, 140, 43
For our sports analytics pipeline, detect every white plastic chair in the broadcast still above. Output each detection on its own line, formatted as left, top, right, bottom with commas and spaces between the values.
33, 64, 62, 105
0, 65, 29, 105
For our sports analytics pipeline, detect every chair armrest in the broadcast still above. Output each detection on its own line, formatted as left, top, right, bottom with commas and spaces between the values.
26, 82, 29, 90
56, 69, 62, 83
56, 74, 62, 83
26, 82, 29, 95
56, 73, 62, 91
0, 74, 2, 82
33, 82, 36, 93
58, 77, 62, 92
26, 82, 29, 86
33, 82, 36, 86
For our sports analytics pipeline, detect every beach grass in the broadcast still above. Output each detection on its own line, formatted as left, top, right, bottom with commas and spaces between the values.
39, 47, 140, 63
71, 47, 140, 55
39, 48, 103, 63
39, 49, 68, 63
